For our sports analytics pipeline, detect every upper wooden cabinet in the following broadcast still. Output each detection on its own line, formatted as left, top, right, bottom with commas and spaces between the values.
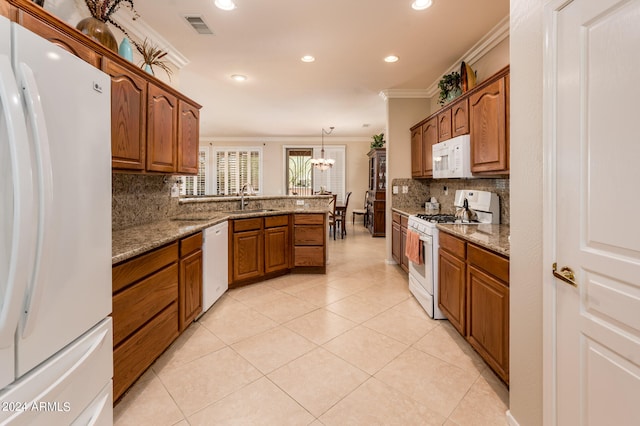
410, 66, 509, 177
410, 127, 422, 177
421, 117, 437, 178
147, 84, 178, 173
451, 98, 469, 137
177, 100, 200, 175
437, 108, 452, 142
469, 76, 508, 174
103, 58, 147, 171
6, 0, 201, 175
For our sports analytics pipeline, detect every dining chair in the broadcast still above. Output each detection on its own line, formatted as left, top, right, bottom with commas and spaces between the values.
328, 194, 338, 240
352, 191, 368, 227
335, 192, 351, 239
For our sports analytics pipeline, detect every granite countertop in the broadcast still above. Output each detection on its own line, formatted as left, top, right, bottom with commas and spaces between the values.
391, 206, 424, 216
436, 224, 510, 257
112, 208, 328, 264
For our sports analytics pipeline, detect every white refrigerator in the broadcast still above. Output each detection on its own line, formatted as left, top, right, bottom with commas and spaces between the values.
0, 16, 113, 425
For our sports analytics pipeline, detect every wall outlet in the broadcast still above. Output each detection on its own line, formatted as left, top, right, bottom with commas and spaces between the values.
402, 185, 409, 194
296, 199, 305, 206
170, 183, 179, 198
392, 186, 399, 194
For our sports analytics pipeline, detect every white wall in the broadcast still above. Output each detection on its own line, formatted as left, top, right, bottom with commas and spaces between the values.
509, 0, 544, 424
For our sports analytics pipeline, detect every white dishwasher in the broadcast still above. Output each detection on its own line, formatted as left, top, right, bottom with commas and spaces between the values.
201, 221, 229, 314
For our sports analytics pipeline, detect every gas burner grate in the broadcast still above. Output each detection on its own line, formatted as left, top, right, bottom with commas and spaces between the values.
415, 214, 458, 223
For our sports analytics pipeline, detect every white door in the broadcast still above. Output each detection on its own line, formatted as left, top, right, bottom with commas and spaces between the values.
549, 0, 640, 424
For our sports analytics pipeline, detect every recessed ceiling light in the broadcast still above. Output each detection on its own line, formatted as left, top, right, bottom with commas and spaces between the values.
384, 55, 399, 63
412, 0, 433, 10
301, 55, 315, 63
231, 74, 247, 81
215, 0, 236, 11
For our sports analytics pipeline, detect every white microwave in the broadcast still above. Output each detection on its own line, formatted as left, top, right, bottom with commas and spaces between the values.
432, 134, 473, 179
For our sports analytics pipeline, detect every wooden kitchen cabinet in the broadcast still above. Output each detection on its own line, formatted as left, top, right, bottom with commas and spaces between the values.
230, 218, 264, 285
103, 57, 147, 171
451, 98, 469, 137
469, 75, 508, 174
177, 99, 200, 175
421, 117, 437, 178
112, 242, 180, 400
437, 108, 452, 142
438, 232, 467, 335
147, 83, 178, 173
367, 149, 386, 237
264, 215, 291, 274
179, 232, 202, 332
466, 244, 509, 383
391, 212, 410, 273
410, 126, 422, 177
293, 213, 326, 270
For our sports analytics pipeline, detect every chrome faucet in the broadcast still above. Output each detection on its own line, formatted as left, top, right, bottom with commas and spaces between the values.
240, 183, 254, 210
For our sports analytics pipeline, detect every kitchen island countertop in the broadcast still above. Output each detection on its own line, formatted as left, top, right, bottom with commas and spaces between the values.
112, 208, 328, 264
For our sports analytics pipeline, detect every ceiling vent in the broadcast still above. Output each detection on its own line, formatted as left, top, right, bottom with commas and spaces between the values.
184, 16, 214, 35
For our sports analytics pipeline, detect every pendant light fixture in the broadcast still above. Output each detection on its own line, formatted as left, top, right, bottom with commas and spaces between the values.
311, 127, 335, 171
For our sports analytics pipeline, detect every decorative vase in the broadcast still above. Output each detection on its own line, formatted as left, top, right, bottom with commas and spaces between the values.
32, 0, 45, 6
144, 64, 154, 75
76, 17, 117, 52
446, 87, 462, 103
118, 38, 133, 62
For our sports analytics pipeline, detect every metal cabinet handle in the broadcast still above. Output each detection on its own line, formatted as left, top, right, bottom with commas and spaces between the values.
552, 262, 577, 287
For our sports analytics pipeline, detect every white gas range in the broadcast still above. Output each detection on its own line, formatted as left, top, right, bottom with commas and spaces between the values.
407, 190, 499, 319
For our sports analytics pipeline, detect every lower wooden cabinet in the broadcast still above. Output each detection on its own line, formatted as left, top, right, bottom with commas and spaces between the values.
437, 231, 510, 384
293, 213, 326, 270
391, 212, 409, 273
179, 232, 203, 331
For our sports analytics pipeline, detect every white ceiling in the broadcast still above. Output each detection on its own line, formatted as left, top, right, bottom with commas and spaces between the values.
131, 0, 509, 139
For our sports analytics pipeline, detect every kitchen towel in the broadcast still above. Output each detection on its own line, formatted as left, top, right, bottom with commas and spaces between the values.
405, 229, 423, 265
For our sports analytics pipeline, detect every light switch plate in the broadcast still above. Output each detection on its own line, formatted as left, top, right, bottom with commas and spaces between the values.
170, 184, 179, 198
402, 185, 409, 194
392, 186, 398, 194
296, 200, 305, 206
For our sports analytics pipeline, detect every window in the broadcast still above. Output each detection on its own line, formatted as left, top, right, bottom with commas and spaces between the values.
284, 145, 346, 202
286, 148, 313, 196
180, 147, 209, 196
213, 147, 262, 195
313, 146, 346, 202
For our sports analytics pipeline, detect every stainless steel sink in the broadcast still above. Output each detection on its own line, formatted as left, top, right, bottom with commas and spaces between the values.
225, 209, 276, 214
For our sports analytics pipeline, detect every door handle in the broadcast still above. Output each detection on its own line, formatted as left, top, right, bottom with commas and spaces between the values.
552, 263, 577, 287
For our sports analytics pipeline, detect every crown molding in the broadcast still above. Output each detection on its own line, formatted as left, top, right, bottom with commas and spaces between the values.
112, 10, 190, 69
424, 15, 510, 97
200, 136, 371, 143
379, 89, 431, 100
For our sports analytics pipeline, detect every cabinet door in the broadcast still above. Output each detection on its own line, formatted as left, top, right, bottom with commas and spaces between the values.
232, 230, 264, 282
147, 83, 178, 173
451, 98, 469, 137
410, 126, 422, 177
437, 108, 452, 142
400, 225, 409, 272
467, 265, 509, 383
18, 11, 100, 67
265, 226, 290, 274
421, 117, 437, 177
177, 99, 200, 175
392, 222, 401, 264
179, 249, 202, 331
103, 58, 147, 171
469, 77, 508, 173
438, 249, 466, 335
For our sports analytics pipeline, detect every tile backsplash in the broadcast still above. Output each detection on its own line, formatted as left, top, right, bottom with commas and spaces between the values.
391, 178, 510, 225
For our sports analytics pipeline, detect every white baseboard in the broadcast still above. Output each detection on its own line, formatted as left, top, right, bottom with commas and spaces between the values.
506, 410, 520, 426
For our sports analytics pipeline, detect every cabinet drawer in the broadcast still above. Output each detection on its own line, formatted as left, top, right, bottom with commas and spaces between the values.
439, 232, 466, 259
112, 242, 178, 293
113, 302, 179, 401
294, 214, 324, 225
233, 217, 263, 232
392, 212, 401, 224
294, 226, 324, 245
400, 215, 409, 228
467, 243, 509, 284
112, 263, 178, 346
180, 232, 202, 257
294, 246, 324, 267
265, 215, 289, 228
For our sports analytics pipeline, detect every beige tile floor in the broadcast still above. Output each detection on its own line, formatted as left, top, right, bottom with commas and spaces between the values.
114, 225, 509, 425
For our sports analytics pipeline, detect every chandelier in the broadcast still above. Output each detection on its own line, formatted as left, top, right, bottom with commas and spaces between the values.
311, 127, 335, 171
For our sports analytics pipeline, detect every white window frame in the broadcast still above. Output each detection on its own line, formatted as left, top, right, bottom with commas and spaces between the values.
282, 145, 346, 202
180, 146, 209, 196
212, 146, 263, 195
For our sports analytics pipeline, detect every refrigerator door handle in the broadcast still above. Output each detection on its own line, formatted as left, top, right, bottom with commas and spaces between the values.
0, 55, 34, 349
16, 62, 53, 339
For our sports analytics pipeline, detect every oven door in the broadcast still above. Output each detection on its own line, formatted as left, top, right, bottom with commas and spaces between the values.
408, 234, 435, 316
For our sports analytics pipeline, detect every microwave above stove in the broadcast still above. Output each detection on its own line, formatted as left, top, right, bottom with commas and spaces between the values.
432, 134, 473, 179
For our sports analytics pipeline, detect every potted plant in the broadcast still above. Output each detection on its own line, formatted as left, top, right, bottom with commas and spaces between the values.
438, 71, 462, 106
135, 38, 173, 80
370, 133, 385, 149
